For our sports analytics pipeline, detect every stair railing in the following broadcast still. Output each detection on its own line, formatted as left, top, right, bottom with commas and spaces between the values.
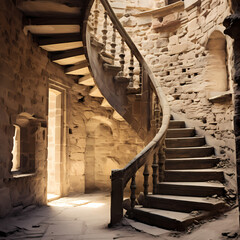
83, 0, 170, 226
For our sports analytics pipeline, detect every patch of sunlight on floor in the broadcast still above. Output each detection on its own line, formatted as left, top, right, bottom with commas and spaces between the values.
47, 194, 106, 208
81, 202, 105, 208
48, 197, 91, 207
47, 193, 60, 202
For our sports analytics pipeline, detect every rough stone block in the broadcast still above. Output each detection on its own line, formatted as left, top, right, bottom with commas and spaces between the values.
169, 43, 188, 54
184, 0, 201, 10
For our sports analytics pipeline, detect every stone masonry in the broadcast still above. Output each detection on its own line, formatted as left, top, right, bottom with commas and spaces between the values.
0, 0, 144, 217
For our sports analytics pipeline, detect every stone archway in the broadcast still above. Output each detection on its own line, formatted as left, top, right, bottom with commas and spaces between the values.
85, 117, 119, 192
205, 30, 228, 97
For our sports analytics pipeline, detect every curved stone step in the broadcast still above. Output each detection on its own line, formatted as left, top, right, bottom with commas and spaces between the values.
143, 194, 227, 213
166, 128, 195, 138
52, 47, 86, 65
165, 136, 205, 148
65, 60, 89, 75
164, 169, 224, 182
168, 120, 185, 129
132, 206, 210, 231
165, 146, 214, 158
165, 157, 220, 170
157, 182, 225, 197
38, 34, 83, 52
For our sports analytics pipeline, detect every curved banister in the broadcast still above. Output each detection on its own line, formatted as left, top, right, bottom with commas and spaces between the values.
98, 0, 170, 182
82, 0, 170, 225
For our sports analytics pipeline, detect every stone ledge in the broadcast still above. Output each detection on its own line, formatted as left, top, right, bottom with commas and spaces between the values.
12, 172, 36, 179
133, 1, 184, 18
208, 91, 232, 103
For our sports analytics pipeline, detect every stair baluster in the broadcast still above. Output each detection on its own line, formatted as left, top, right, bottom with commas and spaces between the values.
102, 10, 108, 52
143, 163, 149, 196
118, 38, 125, 77
93, 0, 99, 36
139, 62, 143, 93
110, 25, 116, 64
130, 175, 136, 212
152, 152, 158, 194
154, 95, 161, 131
127, 51, 134, 89
158, 144, 166, 182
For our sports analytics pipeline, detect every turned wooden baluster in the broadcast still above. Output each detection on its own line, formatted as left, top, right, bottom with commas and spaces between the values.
128, 51, 134, 88
102, 10, 108, 52
152, 152, 158, 194
154, 95, 161, 131
158, 144, 166, 182
117, 38, 125, 77
130, 175, 136, 211
110, 25, 116, 64
93, 0, 99, 36
143, 163, 149, 196
139, 62, 143, 92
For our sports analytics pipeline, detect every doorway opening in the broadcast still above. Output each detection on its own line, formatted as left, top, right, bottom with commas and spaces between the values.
47, 88, 62, 201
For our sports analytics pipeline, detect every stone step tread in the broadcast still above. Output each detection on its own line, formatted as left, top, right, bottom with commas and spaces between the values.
159, 182, 224, 188
169, 120, 185, 123
167, 128, 195, 131
165, 169, 223, 172
166, 146, 214, 150
166, 157, 219, 161
169, 120, 185, 128
165, 136, 204, 140
134, 206, 208, 222
145, 194, 225, 204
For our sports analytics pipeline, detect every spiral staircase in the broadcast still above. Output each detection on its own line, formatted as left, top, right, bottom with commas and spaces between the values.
17, 0, 228, 231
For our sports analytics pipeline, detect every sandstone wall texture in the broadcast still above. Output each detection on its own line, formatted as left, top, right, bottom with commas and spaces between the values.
0, 0, 145, 217
68, 84, 144, 193
111, 0, 235, 169
0, 0, 75, 217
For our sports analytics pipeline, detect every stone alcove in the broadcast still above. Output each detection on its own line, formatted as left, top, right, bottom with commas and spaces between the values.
85, 117, 119, 192
205, 30, 229, 98
11, 112, 41, 175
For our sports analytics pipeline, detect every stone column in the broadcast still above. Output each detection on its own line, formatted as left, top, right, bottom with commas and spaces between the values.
224, 13, 240, 204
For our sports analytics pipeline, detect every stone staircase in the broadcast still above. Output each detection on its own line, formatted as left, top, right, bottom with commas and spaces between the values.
131, 118, 228, 231
16, 0, 229, 232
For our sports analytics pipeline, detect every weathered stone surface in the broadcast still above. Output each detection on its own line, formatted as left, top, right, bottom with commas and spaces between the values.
184, 0, 201, 10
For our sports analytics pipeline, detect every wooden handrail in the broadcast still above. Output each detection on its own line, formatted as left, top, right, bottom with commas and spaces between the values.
98, 0, 170, 183
82, 0, 170, 226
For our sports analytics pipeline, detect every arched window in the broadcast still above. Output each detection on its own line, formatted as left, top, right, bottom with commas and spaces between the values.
205, 30, 229, 97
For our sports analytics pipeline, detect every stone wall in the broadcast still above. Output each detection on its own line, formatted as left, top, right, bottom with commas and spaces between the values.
0, 0, 145, 217
0, 0, 79, 217
113, 0, 236, 170
68, 85, 144, 193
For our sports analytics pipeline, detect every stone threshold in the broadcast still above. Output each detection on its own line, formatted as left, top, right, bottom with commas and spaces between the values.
133, 1, 184, 18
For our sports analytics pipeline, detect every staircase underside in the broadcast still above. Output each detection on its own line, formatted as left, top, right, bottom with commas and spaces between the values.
17, 0, 124, 121
131, 118, 228, 231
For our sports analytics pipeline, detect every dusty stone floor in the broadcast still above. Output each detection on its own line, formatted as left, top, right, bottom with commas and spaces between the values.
0, 193, 239, 240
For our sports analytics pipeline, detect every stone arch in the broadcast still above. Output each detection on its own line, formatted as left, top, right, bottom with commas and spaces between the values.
85, 116, 119, 192
205, 30, 229, 97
